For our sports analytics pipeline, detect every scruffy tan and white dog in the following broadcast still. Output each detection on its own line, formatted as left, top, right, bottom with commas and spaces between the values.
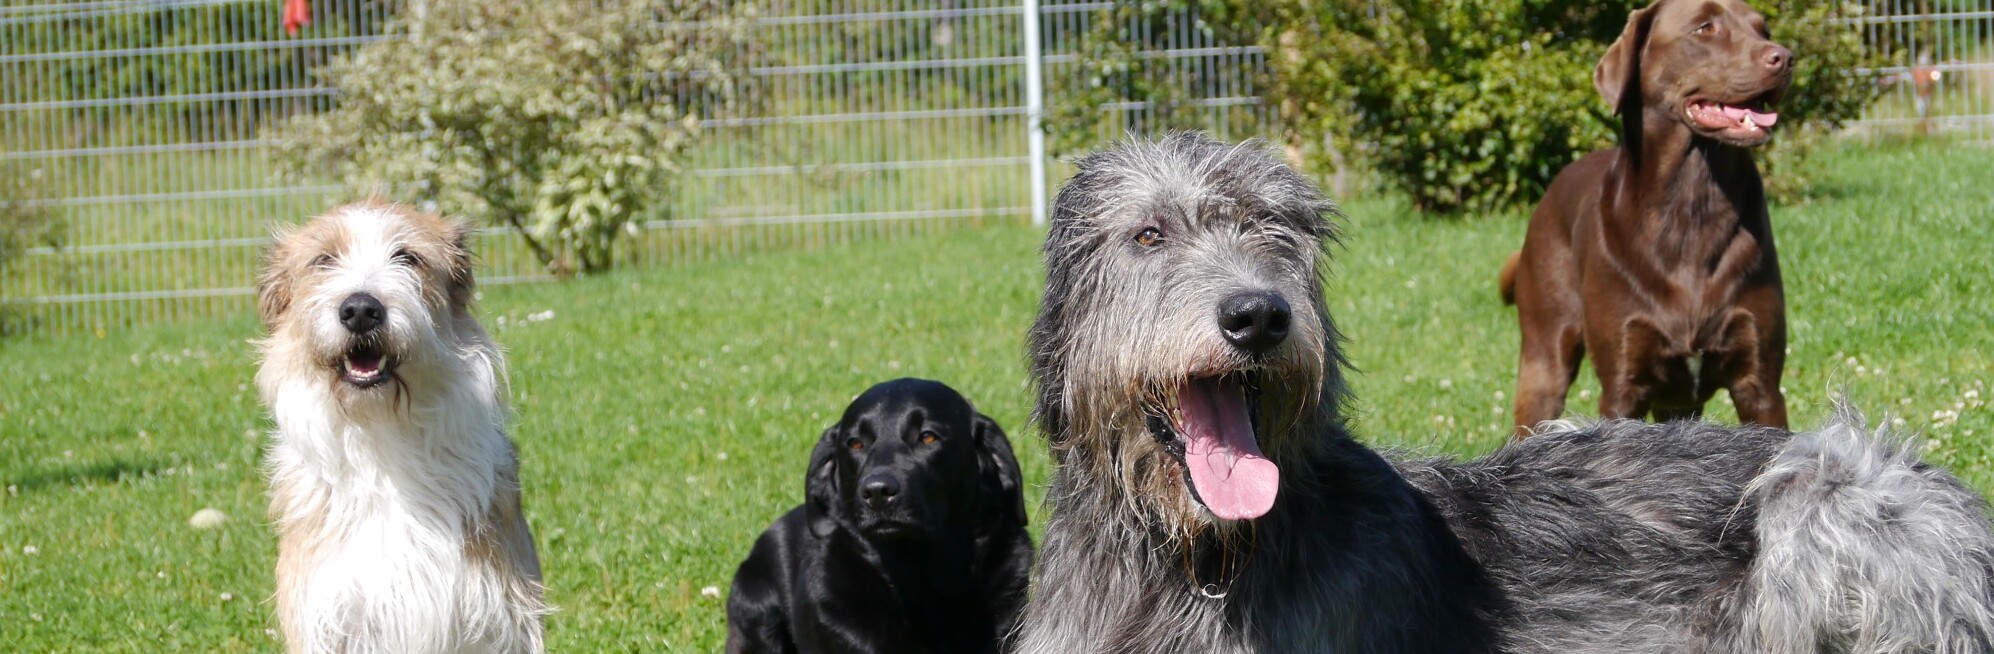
255, 201, 547, 654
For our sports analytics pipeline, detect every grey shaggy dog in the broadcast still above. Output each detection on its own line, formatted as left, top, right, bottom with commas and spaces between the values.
1014, 132, 1994, 654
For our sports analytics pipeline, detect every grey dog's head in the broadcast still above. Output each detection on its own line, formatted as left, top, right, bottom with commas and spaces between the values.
1030, 133, 1346, 531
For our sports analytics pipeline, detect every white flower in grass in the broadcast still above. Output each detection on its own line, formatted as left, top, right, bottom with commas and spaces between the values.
1438, 378, 1452, 389
219, 592, 234, 602
189, 508, 227, 530
22, 545, 38, 556
701, 586, 722, 600
1578, 389, 1593, 401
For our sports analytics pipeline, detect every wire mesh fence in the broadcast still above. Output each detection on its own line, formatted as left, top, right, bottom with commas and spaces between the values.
1852, 0, 1994, 135
0, 0, 1982, 337
0, 0, 1267, 336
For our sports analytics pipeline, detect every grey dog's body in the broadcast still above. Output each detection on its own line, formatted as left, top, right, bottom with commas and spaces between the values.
1014, 133, 1994, 653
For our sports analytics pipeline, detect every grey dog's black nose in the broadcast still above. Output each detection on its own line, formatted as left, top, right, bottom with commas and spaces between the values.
339, 293, 385, 334
1219, 291, 1292, 354
860, 475, 902, 509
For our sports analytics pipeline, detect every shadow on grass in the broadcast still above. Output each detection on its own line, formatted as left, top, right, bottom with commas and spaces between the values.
6, 459, 165, 493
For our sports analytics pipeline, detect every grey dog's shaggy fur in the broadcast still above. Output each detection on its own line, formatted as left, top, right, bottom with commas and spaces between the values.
1014, 132, 1994, 653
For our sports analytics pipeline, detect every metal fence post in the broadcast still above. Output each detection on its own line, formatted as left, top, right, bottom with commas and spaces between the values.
1023, 0, 1047, 227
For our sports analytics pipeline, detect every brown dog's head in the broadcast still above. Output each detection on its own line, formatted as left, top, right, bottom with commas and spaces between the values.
1595, 0, 1793, 147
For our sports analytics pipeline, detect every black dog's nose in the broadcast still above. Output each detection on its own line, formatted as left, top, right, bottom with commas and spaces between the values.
1761, 45, 1792, 72
860, 475, 902, 509
1218, 291, 1292, 354
338, 293, 386, 334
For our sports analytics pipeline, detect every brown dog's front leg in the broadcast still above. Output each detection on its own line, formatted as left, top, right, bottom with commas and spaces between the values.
1712, 308, 1789, 429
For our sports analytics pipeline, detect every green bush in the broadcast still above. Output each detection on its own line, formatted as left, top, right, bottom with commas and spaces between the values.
266, 0, 754, 276
1056, 0, 1885, 214
0, 163, 66, 334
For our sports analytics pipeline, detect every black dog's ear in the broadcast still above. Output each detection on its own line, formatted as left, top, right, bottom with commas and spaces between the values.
804, 426, 842, 538
972, 412, 1028, 527
1595, 4, 1656, 115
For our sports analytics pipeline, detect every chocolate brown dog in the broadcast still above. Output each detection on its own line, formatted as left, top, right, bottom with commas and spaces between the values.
1501, 0, 1792, 435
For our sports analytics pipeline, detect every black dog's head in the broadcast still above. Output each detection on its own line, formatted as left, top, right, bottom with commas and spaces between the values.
805, 378, 1026, 541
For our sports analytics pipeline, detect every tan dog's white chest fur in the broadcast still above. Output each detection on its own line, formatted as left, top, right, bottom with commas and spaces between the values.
257, 203, 546, 654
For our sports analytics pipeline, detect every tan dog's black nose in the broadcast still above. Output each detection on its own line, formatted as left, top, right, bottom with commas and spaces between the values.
339, 293, 385, 334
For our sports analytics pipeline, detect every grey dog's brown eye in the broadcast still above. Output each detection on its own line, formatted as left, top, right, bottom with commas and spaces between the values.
1135, 227, 1163, 247
846, 437, 865, 451
919, 430, 940, 445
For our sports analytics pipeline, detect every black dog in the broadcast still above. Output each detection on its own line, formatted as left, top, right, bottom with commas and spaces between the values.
726, 378, 1033, 654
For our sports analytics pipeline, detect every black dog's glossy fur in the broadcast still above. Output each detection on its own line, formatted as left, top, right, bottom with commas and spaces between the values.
726, 378, 1033, 654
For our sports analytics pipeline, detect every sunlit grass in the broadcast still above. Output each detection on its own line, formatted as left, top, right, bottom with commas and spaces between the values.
1, 137, 1989, 651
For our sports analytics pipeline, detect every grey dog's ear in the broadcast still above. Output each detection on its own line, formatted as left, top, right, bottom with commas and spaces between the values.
1595, 4, 1658, 115
804, 426, 842, 538
972, 412, 1028, 527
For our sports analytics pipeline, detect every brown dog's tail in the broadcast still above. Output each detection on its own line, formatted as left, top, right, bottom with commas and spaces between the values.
1498, 251, 1521, 306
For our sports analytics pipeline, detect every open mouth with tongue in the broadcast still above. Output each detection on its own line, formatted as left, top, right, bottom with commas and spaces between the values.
1147, 374, 1280, 522
339, 344, 397, 388
1684, 92, 1781, 144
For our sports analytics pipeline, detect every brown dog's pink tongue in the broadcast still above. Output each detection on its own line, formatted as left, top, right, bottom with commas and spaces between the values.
1718, 103, 1779, 127
1178, 378, 1280, 521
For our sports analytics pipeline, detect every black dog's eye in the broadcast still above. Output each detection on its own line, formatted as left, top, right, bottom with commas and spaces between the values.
846, 437, 865, 451
392, 249, 421, 267
1135, 227, 1164, 248
919, 430, 940, 445
310, 254, 336, 269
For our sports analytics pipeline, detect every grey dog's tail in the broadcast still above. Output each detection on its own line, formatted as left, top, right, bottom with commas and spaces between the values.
1739, 409, 1994, 653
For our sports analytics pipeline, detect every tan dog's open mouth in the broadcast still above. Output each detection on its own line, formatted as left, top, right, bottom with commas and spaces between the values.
340, 345, 397, 388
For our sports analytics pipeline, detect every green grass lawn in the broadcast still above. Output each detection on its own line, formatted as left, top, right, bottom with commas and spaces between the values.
2, 137, 1991, 651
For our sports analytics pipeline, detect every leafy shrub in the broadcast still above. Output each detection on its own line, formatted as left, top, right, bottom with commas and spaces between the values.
267, 0, 753, 275
1056, 0, 1885, 214
0, 165, 62, 267
0, 163, 66, 333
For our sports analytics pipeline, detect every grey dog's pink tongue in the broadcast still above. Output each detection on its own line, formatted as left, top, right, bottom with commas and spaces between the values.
1177, 377, 1279, 520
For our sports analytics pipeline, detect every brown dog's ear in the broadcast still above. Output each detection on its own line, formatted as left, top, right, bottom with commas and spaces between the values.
972, 412, 1028, 527
804, 426, 843, 538
1595, 4, 1658, 114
